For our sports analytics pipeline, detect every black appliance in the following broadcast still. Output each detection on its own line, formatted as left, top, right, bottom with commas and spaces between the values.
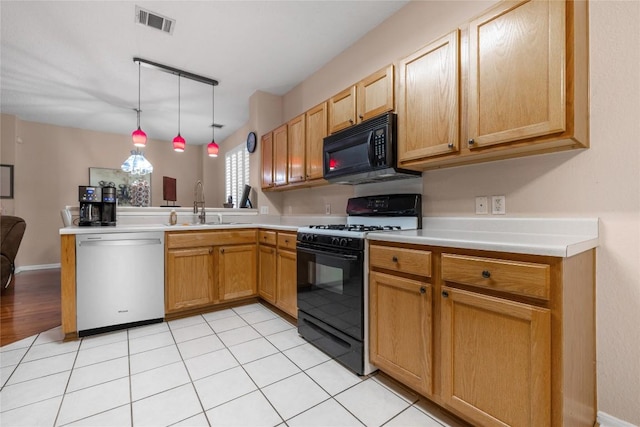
323, 112, 421, 185
297, 194, 421, 375
78, 185, 117, 227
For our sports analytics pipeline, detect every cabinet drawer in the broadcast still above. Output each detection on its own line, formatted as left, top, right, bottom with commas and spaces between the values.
259, 230, 277, 246
441, 254, 550, 300
370, 244, 431, 278
167, 230, 256, 249
277, 232, 296, 251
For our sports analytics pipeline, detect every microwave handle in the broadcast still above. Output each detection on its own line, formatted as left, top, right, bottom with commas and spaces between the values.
366, 131, 374, 165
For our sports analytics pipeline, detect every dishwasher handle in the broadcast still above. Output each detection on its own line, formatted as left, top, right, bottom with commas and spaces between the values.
79, 238, 162, 247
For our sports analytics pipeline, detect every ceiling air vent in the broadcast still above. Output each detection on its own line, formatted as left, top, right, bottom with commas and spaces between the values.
135, 6, 175, 35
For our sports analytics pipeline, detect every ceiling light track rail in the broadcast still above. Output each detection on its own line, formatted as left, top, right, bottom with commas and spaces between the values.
133, 57, 219, 87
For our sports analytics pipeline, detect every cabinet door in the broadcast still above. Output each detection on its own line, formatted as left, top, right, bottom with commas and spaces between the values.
369, 271, 433, 397
441, 286, 551, 426
357, 64, 394, 123
398, 31, 459, 163
329, 86, 357, 134
468, 0, 566, 148
287, 114, 306, 184
273, 124, 288, 186
305, 102, 328, 181
276, 249, 297, 318
258, 244, 276, 304
166, 247, 214, 313
218, 244, 257, 301
261, 132, 274, 189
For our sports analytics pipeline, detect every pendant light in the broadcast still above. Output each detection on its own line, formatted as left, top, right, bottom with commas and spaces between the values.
131, 61, 147, 147
207, 84, 219, 157
172, 75, 186, 152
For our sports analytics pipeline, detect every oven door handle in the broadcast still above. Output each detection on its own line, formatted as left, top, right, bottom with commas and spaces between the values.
296, 245, 360, 261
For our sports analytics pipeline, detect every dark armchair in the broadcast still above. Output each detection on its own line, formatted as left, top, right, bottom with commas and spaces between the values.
1, 215, 26, 289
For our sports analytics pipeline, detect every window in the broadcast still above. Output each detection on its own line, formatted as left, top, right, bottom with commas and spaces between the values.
225, 143, 250, 207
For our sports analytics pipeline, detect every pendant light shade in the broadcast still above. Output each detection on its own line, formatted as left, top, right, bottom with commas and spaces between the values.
208, 84, 218, 157
132, 126, 147, 147
121, 149, 153, 175
173, 134, 186, 152
208, 141, 219, 157
132, 62, 147, 147
173, 75, 185, 152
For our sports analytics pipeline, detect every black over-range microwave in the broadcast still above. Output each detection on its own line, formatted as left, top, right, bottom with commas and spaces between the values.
322, 112, 421, 185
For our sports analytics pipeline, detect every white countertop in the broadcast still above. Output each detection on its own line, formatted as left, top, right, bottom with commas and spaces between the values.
60, 214, 599, 257
60, 222, 299, 235
367, 217, 599, 257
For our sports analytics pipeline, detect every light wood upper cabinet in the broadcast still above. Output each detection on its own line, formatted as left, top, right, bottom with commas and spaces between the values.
166, 246, 215, 313
328, 86, 356, 134
273, 124, 288, 187
398, 30, 460, 163
261, 132, 274, 189
370, 270, 433, 397
440, 286, 551, 426
357, 64, 395, 123
329, 65, 394, 134
219, 244, 257, 301
305, 102, 328, 181
467, 0, 566, 148
287, 114, 306, 184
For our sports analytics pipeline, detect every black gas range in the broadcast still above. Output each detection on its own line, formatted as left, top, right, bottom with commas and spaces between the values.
296, 194, 422, 375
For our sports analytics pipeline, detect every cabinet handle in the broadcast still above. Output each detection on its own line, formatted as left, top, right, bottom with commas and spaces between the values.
442, 290, 449, 298
209, 248, 213, 254
420, 287, 426, 294
447, 143, 454, 149
392, 256, 398, 262
285, 239, 289, 244
482, 270, 491, 279
221, 248, 225, 254
359, 114, 364, 120
468, 139, 475, 145
349, 119, 354, 125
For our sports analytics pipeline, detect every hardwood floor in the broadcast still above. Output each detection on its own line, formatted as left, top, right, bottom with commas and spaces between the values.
0, 268, 61, 347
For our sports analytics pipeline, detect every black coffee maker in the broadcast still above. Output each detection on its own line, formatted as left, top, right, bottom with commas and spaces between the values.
78, 186, 117, 226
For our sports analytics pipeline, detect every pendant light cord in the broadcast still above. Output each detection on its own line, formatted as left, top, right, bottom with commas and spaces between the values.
212, 85, 215, 140
177, 76, 181, 134
137, 62, 141, 128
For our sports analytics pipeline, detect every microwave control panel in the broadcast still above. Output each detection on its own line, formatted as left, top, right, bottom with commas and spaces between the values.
373, 128, 387, 166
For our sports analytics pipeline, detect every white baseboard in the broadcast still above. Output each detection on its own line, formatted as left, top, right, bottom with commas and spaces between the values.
15, 263, 61, 273
598, 411, 639, 427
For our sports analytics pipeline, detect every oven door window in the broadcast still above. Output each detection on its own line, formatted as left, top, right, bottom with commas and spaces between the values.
297, 246, 363, 340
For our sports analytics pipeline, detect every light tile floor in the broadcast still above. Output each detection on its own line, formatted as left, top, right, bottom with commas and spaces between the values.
0, 302, 465, 427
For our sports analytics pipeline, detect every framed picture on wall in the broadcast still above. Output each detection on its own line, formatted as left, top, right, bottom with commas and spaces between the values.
0, 164, 14, 199
89, 167, 152, 207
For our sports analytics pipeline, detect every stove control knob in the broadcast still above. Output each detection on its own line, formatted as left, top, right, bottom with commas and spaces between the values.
340, 238, 348, 247
331, 237, 339, 246
301, 234, 309, 241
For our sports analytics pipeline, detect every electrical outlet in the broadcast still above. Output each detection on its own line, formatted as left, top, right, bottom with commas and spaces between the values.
260, 206, 269, 215
492, 195, 506, 215
325, 204, 331, 215
475, 196, 489, 215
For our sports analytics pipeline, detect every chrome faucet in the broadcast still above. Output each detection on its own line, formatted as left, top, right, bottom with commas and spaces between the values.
194, 180, 206, 224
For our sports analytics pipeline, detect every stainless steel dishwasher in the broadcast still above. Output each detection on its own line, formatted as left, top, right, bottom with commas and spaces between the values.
76, 231, 165, 337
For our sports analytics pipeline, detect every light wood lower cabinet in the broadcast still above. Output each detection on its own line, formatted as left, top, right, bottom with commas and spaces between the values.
219, 244, 257, 301
368, 242, 596, 427
165, 230, 257, 316
258, 230, 298, 318
166, 246, 215, 313
258, 243, 277, 304
440, 286, 551, 426
276, 248, 297, 318
370, 271, 433, 397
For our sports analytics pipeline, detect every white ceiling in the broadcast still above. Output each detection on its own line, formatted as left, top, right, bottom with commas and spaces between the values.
0, 0, 408, 147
